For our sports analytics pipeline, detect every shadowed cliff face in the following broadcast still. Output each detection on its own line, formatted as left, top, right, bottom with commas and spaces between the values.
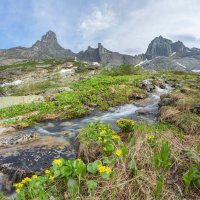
77, 43, 144, 67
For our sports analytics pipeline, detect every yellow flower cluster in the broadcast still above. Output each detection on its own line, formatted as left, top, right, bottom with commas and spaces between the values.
97, 164, 112, 174
14, 176, 33, 193
45, 169, 50, 174
49, 176, 54, 181
116, 118, 135, 127
111, 135, 120, 139
15, 183, 24, 188
148, 136, 155, 140
16, 188, 20, 193
98, 137, 102, 140
53, 159, 62, 165
116, 149, 122, 156
32, 175, 38, 179
100, 130, 106, 135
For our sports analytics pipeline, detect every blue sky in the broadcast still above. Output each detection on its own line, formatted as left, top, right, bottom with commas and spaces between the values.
1, 0, 200, 54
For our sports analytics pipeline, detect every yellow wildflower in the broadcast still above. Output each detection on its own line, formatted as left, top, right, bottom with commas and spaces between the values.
16, 189, 20, 193
148, 136, 155, 140
100, 130, 106, 135
53, 159, 62, 165
97, 164, 106, 173
98, 137, 102, 140
103, 139, 107, 143
105, 167, 112, 174
24, 177, 31, 182
45, 169, 50, 174
77, 158, 81, 161
103, 147, 107, 151
49, 176, 54, 181
116, 149, 122, 156
16, 183, 23, 188
32, 175, 38, 179
112, 135, 120, 139
21, 179, 26, 184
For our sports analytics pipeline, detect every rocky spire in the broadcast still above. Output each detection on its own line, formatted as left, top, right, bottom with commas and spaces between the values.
145, 36, 173, 59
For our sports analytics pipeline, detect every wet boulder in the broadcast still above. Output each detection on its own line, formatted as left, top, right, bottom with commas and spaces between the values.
139, 79, 155, 92
0, 129, 76, 194
136, 108, 150, 115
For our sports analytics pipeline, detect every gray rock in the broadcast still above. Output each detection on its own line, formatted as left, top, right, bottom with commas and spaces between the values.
77, 43, 144, 68
139, 79, 155, 92
145, 36, 173, 59
0, 129, 75, 194
143, 36, 200, 71
0, 127, 16, 136
136, 108, 149, 115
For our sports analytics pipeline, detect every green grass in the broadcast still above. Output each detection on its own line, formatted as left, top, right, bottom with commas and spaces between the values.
12, 120, 200, 199
0, 72, 150, 126
158, 71, 200, 135
12, 77, 62, 96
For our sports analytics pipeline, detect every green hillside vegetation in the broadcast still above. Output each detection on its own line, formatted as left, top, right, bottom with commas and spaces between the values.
0, 66, 150, 127
0, 65, 199, 199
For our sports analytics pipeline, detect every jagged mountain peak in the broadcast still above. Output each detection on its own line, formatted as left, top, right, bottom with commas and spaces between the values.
145, 36, 188, 59
41, 30, 58, 44
31, 30, 60, 50
145, 36, 173, 59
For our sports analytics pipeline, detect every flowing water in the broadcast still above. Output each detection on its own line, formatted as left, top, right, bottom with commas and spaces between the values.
1, 81, 172, 196
25, 84, 172, 144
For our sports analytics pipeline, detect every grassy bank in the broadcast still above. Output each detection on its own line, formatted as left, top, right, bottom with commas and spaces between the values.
12, 119, 200, 199
0, 67, 150, 127
159, 70, 200, 135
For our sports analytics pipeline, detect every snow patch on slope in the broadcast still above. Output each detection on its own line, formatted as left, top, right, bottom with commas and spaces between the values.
176, 62, 186, 69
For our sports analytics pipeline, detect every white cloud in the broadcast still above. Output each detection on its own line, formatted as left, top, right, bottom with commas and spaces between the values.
78, 0, 200, 54
79, 3, 117, 49
4, 0, 200, 54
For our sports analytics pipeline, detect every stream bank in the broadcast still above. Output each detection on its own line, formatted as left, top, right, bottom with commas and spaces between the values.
0, 79, 172, 195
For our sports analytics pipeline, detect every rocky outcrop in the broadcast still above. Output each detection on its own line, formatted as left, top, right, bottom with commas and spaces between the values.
30, 31, 75, 59
1, 31, 200, 70
142, 36, 200, 70
145, 36, 173, 59
0, 32, 144, 67
77, 43, 144, 67
0, 128, 76, 193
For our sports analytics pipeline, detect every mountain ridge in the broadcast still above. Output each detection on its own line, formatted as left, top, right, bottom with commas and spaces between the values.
0, 30, 200, 70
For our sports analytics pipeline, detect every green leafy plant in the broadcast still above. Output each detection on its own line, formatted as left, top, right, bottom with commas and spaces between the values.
155, 174, 164, 199
179, 130, 184, 142
87, 160, 102, 174
183, 163, 198, 193
147, 135, 157, 148
86, 180, 98, 200
116, 118, 136, 132
153, 140, 171, 170
128, 159, 138, 175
